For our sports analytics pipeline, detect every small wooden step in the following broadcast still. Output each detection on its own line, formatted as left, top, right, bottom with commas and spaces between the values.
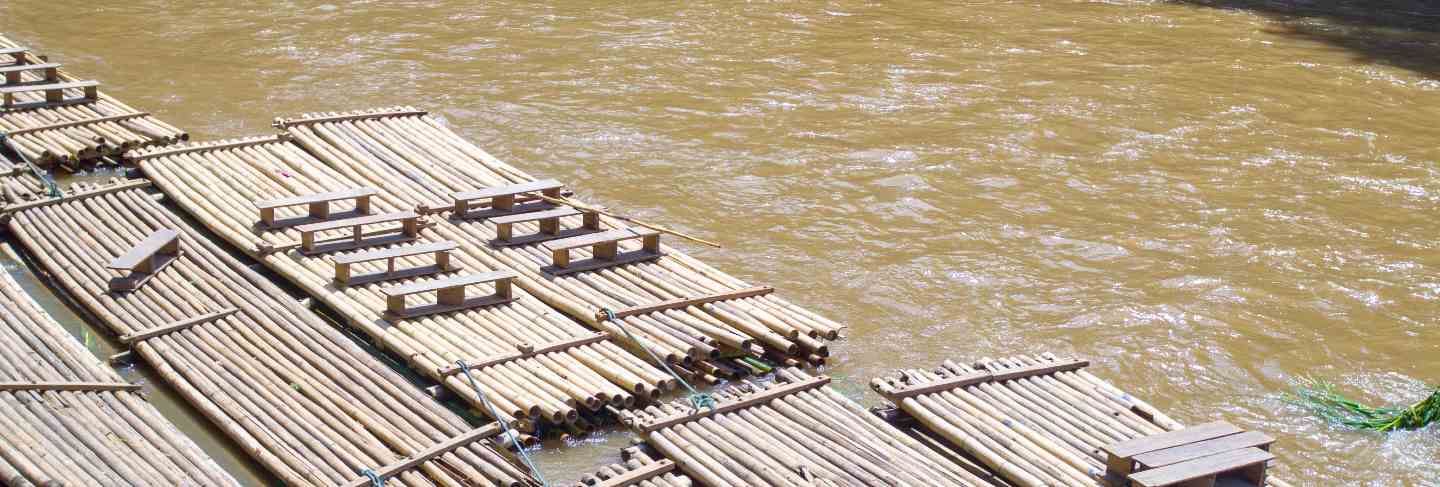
0, 80, 98, 107
107, 229, 180, 292
542, 227, 662, 275
255, 187, 376, 229
0, 62, 60, 84
1127, 447, 1273, 487
381, 270, 516, 320
333, 241, 459, 286
490, 205, 601, 247
295, 210, 420, 255
450, 179, 562, 220
1104, 422, 1244, 477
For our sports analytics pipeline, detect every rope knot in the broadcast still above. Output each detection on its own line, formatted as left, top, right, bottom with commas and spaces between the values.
690, 393, 718, 411
600, 307, 617, 322
361, 468, 383, 487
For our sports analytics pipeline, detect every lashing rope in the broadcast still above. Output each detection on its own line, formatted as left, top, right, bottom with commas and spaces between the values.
0, 131, 62, 197
456, 359, 550, 487
360, 468, 383, 487
600, 308, 717, 411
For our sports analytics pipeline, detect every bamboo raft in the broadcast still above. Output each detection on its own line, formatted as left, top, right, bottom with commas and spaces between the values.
273, 107, 840, 377
4, 182, 540, 487
873, 354, 1290, 487
0, 269, 240, 486
569, 447, 692, 487
0, 157, 49, 206
134, 137, 675, 429
0, 35, 186, 169
618, 368, 991, 487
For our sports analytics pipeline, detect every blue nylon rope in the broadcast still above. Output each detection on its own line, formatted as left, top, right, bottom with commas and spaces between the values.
600, 308, 716, 411
456, 359, 550, 487
360, 468, 383, 487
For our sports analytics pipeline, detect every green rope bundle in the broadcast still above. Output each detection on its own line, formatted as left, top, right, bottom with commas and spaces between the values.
1289, 379, 1440, 432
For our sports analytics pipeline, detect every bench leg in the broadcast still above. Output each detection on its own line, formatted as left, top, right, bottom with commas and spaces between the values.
302, 231, 316, 252
436, 250, 452, 271
335, 263, 351, 285
454, 201, 469, 219
352, 225, 362, 244
260, 208, 276, 228
46, 87, 62, 103
496, 222, 513, 242
438, 286, 466, 306
308, 201, 330, 220
3, 72, 17, 85
582, 212, 600, 230
495, 195, 515, 211
642, 234, 660, 253
356, 195, 372, 215
495, 279, 513, 300
387, 295, 407, 317
1237, 462, 1267, 487
135, 256, 155, 275
1176, 477, 1216, 487
539, 216, 560, 235
83, 85, 98, 101
594, 241, 618, 261
44, 67, 58, 83
403, 218, 419, 237
552, 249, 570, 268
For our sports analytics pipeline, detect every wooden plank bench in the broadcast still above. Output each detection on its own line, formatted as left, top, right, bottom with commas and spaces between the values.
450, 179, 562, 220
0, 80, 98, 108
489, 206, 601, 247
0, 47, 28, 58
542, 227, 662, 276
381, 270, 517, 320
1126, 447, 1273, 487
333, 241, 459, 286
107, 229, 180, 292
254, 187, 376, 229
1103, 422, 1244, 479
295, 210, 419, 255
0, 62, 61, 84
1131, 431, 1275, 474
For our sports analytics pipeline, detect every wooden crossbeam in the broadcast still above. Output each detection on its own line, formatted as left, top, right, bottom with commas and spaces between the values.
439, 333, 610, 377
118, 308, 239, 344
272, 107, 428, 129
593, 459, 677, 487
0, 382, 141, 393
630, 375, 831, 434
339, 423, 502, 487
126, 136, 282, 162
876, 358, 1090, 399
6, 112, 151, 136
597, 286, 775, 321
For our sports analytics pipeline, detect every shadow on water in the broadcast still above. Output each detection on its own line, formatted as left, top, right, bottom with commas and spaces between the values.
1175, 0, 1440, 79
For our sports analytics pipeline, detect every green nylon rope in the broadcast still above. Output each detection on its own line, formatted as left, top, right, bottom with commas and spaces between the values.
601, 308, 717, 411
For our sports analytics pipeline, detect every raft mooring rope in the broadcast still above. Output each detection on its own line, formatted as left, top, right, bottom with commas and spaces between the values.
360, 468, 383, 487
600, 308, 717, 411
0, 131, 62, 197
456, 359, 550, 487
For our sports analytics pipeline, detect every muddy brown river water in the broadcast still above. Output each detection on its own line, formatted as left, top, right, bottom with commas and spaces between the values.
3, 1, 1439, 485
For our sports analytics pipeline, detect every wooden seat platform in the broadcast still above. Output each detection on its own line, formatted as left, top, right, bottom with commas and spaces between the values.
0, 62, 61, 84
542, 227, 662, 275
381, 270, 517, 320
255, 187, 375, 229
451, 179, 562, 220
1126, 447, 1273, 487
0, 80, 99, 107
490, 205, 601, 247
106, 229, 180, 292
1104, 422, 1245, 478
295, 210, 419, 255
1131, 431, 1275, 473
333, 241, 459, 286
0, 47, 28, 57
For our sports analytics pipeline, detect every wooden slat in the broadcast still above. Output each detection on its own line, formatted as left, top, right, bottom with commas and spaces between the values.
0, 62, 60, 74
0, 382, 141, 393
593, 459, 677, 487
339, 424, 502, 487
488, 206, 582, 224
255, 187, 376, 209
452, 179, 562, 201
439, 333, 611, 377
1127, 447, 1272, 486
333, 241, 458, 264
0, 47, 28, 56
545, 227, 658, 251
272, 108, 429, 129
881, 371, 993, 400
381, 270, 516, 297
295, 210, 417, 233
0, 80, 97, 94
633, 375, 832, 433
126, 136, 281, 161
987, 357, 1091, 381
118, 308, 239, 344
1133, 431, 1275, 470
107, 229, 180, 270
1104, 422, 1243, 459
599, 286, 776, 321
6, 112, 151, 136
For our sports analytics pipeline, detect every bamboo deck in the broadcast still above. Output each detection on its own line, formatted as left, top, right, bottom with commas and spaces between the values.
135, 137, 675, 429
569, 447, 693, 487
873, 354, 1290, 487
0, 156, 48, 206
618, 368, 991, 487
275, 107, 841, 376
0, 35, 186, 169
4, 183, 539, 487
0, 269, 240, 486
